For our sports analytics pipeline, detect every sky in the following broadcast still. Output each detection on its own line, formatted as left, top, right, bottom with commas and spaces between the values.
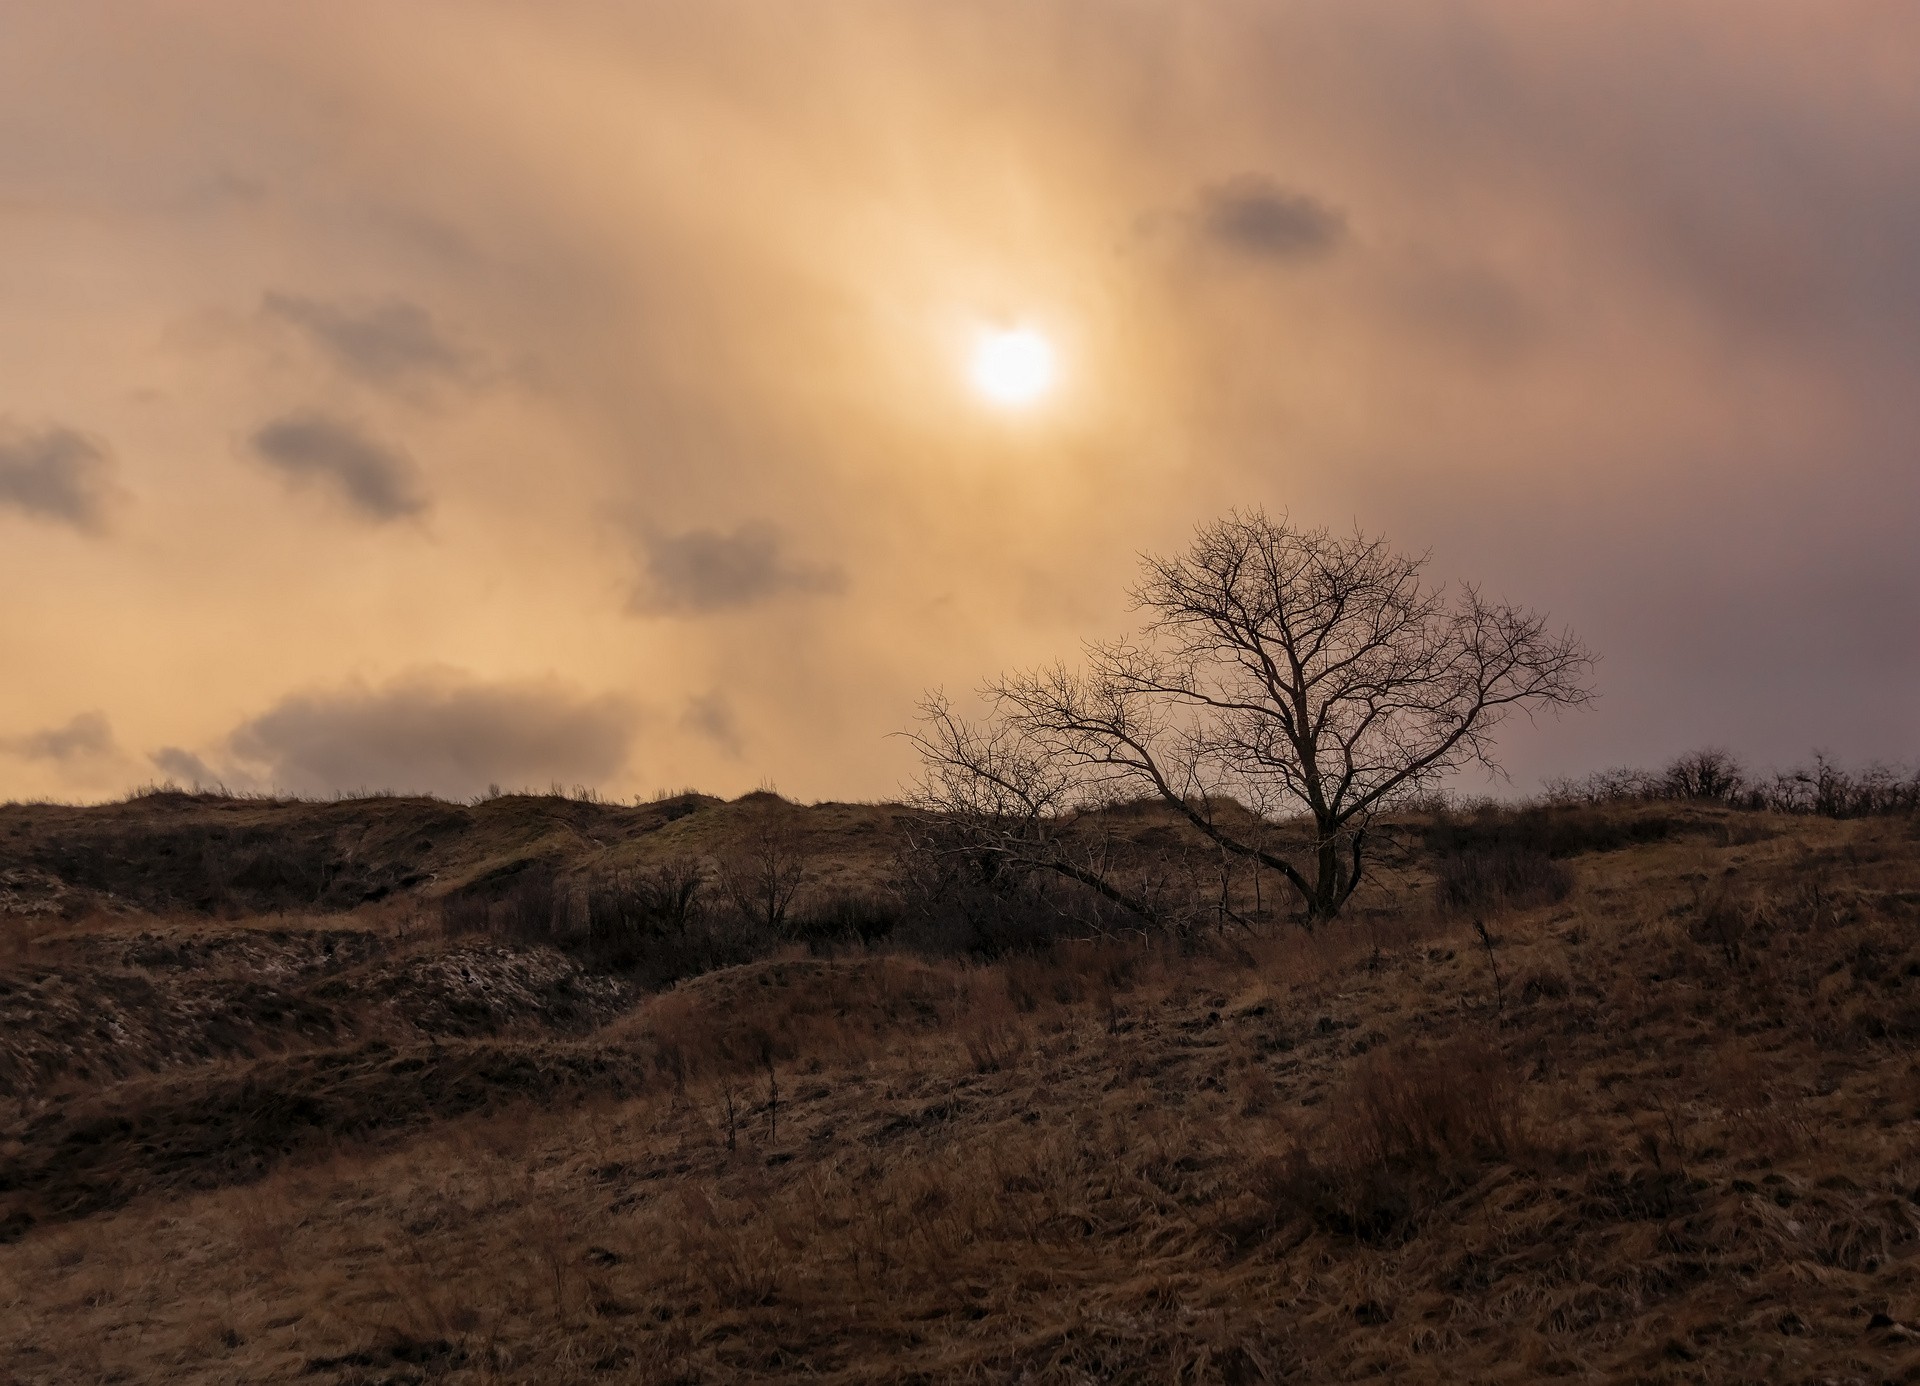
1, 2, 1916, 804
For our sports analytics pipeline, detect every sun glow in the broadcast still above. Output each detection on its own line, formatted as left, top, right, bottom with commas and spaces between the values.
969, 326, 1058, 408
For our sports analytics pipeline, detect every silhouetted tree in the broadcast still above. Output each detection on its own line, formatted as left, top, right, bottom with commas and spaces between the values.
717, 806, 808, 936
1661, 748, 1746, 802
910, 510, 1594, 928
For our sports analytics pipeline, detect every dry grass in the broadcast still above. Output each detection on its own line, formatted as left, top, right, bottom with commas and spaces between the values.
1, 805, 1918, 1381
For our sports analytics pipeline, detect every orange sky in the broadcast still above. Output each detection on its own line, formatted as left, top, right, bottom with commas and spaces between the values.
2, 3, 1916, 803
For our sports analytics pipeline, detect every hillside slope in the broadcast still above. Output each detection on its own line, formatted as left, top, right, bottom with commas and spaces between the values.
0, 789, 908, 918
1, 800, 1916, 1382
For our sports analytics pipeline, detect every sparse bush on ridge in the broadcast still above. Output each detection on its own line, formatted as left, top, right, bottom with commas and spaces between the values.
1422, 801, 1675, 859
1547, 748, 1920, 818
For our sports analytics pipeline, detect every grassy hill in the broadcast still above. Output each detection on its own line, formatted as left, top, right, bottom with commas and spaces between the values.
0, 788, 909, 917
1, 790, 1917, 1382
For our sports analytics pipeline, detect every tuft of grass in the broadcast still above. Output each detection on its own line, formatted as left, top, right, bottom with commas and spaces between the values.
1339, 1034, 1522, 1174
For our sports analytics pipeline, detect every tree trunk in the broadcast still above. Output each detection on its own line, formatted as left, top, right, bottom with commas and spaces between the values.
1312, 829, 1342, 923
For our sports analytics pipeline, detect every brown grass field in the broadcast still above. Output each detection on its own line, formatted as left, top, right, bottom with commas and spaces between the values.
2, 791, 1918, 1382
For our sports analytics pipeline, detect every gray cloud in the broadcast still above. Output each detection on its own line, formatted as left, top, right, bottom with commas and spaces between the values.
149, 745, 225, 787
1198, 176, 1347, 260
632, 522, 844, 614
250, 412, 427, 521
224, 669, 637, 798
0, 424, 117, 533
3, 711, 115, 761
680, 691, 743, 757
262, 291, 468, 389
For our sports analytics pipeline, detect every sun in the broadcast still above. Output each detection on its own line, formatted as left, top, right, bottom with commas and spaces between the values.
968, 326, 1058, 408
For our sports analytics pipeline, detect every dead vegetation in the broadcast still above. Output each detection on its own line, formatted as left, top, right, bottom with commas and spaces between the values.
0, 793, 1917, 1382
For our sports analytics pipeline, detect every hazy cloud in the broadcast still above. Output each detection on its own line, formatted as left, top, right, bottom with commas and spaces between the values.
3, 711, 115, 761
262, 292, 468, 390
0, 424, 117, 533
633, 522, 844, 614
1198, 177, 1347, 260
5, 6, 1920, 804
1394, 260, 1542, 363
224, 669, 637, 798
681, 691, 743, 757
149, 745, 225, 787
250, 412, 427, 521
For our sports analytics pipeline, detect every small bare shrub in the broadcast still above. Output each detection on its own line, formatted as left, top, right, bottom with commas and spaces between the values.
1662, 748, 1747, 802
1256, 1035, 1525, 1247
585, 859, 706, 970
1687, 882, 1753, 968
438, 891, 491, 938
438, 864, 565, 944
497, 867, 564, 943
1433, 844, 1573, 916
892, 851, 1100, 958
1424, 803, 1672, 860
785, 891, 899, 949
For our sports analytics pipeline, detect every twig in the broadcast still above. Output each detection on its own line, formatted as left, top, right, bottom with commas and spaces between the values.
1473, 916, 1505, 1017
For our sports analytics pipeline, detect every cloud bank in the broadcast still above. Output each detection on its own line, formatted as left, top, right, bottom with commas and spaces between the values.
213, 670, 639, 800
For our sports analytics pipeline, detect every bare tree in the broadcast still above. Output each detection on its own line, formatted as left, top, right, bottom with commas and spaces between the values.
910, 511, 1594, 928
717, 806, 809, 936
1660, 748, 1745, 802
